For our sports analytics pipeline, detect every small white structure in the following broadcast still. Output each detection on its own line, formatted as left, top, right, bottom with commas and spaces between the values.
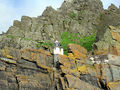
53, 40, 64, 67
54, 40, 63, 55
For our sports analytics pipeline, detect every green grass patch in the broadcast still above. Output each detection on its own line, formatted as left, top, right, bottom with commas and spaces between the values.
60, 32, 96, 55
7, 35, 16, 39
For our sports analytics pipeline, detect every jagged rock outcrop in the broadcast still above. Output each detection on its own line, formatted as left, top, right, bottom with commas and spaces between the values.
96, 4, 120, 40
94, 25, 120, 56
0, 47, 54, 90
0, 0, 120, 90
0, 44, 120, 90
0, 1, 120, 51
0, 0, 103, 49
57, 44, 120, 90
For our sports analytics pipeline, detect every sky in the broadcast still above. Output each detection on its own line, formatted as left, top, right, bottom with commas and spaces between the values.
0, 0, 120, 34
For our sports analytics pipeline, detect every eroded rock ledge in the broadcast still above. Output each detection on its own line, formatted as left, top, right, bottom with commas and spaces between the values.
0, 42, 120, 90
0, 47, 54, 90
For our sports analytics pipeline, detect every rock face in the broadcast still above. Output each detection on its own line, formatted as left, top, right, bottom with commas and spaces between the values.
0, 47, 54, 90
68, 43, 87, 59
0, 0, 120, 90
0, 0, 103, 49
0, 45, 120, 90
96, 4, 120, 40
94, 25, 120, 56
57, 45, 120, 90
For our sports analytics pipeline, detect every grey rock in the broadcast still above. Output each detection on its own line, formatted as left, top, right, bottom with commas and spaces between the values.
0, 0, 103, 50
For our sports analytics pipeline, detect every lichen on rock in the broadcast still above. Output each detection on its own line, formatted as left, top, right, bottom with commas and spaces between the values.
0, 0, 120, 90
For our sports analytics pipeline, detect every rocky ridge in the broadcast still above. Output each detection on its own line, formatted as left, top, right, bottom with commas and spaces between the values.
0, 0, 119, 50
0, 25, 120, 90
0, 0, 103, 49
94, 25, 120, 56
0, 0, 120, 90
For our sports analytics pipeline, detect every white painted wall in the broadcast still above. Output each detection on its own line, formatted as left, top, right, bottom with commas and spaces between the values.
54, 47, 64, 55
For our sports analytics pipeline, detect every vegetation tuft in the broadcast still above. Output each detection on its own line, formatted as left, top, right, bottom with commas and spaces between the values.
6, 32, 96, 55
60, 32, 96, 55
7, 35, 16, 39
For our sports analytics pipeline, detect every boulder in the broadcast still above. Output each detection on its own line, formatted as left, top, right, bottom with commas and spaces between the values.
68, 44, 87, 59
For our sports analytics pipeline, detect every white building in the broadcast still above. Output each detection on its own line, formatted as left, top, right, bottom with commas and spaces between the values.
53, 40, 64, 67
54, 40, 63, 55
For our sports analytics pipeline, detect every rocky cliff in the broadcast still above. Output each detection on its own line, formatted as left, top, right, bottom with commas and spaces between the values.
96, 4, 120, 40
0, 47, 54, 90
0, 0, 103, 49
0, 41, 120, 90
0, 0, 120, 90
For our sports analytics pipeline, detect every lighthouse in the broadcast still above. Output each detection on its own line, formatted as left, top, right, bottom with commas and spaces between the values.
53, 40, 63, 68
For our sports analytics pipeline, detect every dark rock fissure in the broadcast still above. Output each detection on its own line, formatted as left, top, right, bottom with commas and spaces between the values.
15, 75, 20, 90
107, 63, 114, 81
99, 79, 108, 90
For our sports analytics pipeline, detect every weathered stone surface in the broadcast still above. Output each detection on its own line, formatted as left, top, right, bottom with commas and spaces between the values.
0, 0, 104, 50
0, 46, 20, 60
0, 47, 54, 90
0, 46, 119, 90
96, 4, 120, 40
16, 74, 51, 90
110, 45, 120, 56
108, 54, 120, 66
0, 58, 16, 64
107, 82, 120, 90
0, 0, 120, 90
65, 74, 101, 90
94, 25, 120, 56
68, 44, 87, 59
68, 44, 87, 54
59, 51, 120, 89
21, 48, 53, 72
112, 31, 120, 43
0, 63, 6, 71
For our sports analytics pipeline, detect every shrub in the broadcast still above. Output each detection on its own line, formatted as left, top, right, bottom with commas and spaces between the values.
60, 32, 96, 55
79, 33, 96, 51
61, 32, 75, 55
